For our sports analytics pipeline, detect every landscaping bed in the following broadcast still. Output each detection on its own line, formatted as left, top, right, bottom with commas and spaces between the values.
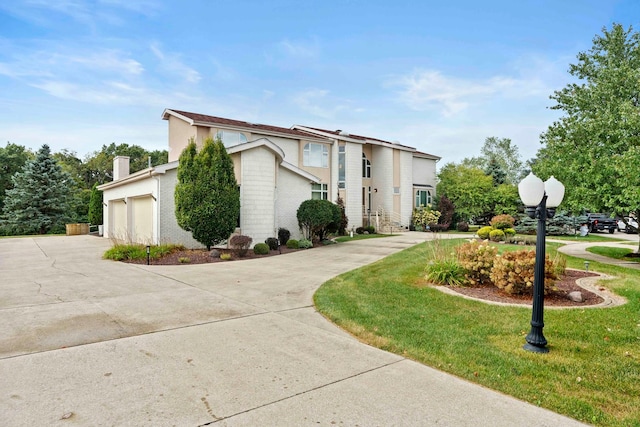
123, 245, 303, 265
443, 269, 603, 306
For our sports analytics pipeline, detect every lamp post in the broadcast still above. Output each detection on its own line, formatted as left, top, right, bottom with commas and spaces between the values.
518, 173, 565, 353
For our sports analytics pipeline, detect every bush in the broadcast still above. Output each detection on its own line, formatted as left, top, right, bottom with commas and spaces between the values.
278, 228, 290, 245
178, 257, 191, 263
321, 239, 336, 245
253, 243, 269, 255
490, 250, 558, 295
355, 227, 365, 234
286, 239, 299, 249
489, 229, 505, 242
297, 199, 342, 241
220, 253, 231, 260
456, 221, 469, 232
504, 228, 516, 237
455, 240, 498, 286
265, 237, 279, 250
365, 226, 375, 234
477, 226, 493, 239
490, 214, 515, 230
428, 223, 448, 232
298, 238, 313, 249
425, 259, 465, 286
230, 234, 252, 257
103, 243, 184, 261
412, 207, 441, 230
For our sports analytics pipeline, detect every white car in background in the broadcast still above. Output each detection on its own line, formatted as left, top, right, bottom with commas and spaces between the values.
617, 217, 638, 234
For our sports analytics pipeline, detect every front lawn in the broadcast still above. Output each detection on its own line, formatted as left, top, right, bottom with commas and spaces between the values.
314, 239, 640, 427
334, 233, 391, 243
587, 246, 640, 262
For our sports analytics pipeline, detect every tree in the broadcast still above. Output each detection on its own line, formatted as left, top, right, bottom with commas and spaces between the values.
533, 23, 640, 247
463, 137, 524, 184
2, 145, 72, 234
175, 137, 240, 250
88, 183, 103, 225
83, 143, 168, 187
297, 199, 341, 241
0, 142, 32, 211
436, 163, 494, 222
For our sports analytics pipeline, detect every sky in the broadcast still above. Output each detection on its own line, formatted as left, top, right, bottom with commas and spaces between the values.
1, 0, 638, 166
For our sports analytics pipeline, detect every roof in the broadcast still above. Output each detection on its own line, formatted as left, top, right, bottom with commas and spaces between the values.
293, 125, 425, 154
413, 150, 441, 161
163, 109, 326, 140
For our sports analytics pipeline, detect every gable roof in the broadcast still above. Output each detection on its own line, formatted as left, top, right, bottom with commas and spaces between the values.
162, 109, 329, 142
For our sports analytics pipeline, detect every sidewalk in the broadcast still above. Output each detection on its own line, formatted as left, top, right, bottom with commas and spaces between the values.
0, 234, 587, 426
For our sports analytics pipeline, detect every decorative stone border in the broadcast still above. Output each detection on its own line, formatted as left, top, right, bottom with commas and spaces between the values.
432, 269, 627, 309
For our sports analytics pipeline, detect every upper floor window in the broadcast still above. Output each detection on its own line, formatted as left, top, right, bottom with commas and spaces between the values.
415, 189, 432, 207
338, 145, 345, 189
362, 153, 371, 178
216, 130, 247, 148
303, 143, 328, 168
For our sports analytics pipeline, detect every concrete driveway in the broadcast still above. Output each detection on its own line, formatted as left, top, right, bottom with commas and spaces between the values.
0, 234, 587, 426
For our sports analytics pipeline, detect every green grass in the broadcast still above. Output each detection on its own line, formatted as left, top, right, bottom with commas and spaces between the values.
549, 234, 624, 242
314, 239, 640, 426
587, 246, 637, 261
103, 243, 185, 261
334, 233, 391, 243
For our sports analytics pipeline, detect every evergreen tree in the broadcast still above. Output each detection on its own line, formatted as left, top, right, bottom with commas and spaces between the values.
2, 145, 72, 234
88, 183, 103, 225
175, 137, 240, 250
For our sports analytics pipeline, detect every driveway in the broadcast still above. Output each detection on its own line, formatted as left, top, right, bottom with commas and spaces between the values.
0, 234, 586, 426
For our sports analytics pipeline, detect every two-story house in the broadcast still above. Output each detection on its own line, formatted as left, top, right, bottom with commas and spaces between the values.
98, 109, 439, 248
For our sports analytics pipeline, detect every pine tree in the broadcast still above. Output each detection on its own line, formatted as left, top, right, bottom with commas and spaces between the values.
2, 144, 72, 234
175, 137, 240, 250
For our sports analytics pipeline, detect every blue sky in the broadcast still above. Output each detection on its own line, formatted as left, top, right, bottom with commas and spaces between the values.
0, 0, 638, 165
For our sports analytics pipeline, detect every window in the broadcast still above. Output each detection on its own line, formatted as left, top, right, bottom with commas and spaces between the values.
393, 187, 400, 194
338, 145, 345, 189
362, 153, 371, 178
312, 183, 328, 200
415, 189, 432, 207
215, 130, 247, 147
303, 143, 328, 167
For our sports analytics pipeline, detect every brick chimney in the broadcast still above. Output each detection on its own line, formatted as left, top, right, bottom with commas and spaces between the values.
113, 156, 130, 181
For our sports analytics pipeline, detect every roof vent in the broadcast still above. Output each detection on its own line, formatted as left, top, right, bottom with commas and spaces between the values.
338, 130, 350, 136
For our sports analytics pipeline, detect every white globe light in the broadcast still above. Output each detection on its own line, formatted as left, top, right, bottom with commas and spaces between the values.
544, 176, 565, 208
518, 173, 545, 207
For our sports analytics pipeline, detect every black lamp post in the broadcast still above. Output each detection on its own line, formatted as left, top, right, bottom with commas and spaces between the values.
518, 173, 565, 353
146, 245, 151, 266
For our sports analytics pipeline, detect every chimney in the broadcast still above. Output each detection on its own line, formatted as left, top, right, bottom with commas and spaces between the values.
113, 156, 130, 181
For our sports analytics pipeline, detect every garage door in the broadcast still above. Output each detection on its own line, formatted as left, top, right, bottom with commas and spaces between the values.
132, 196, 153, 244
111, 200, 127, 240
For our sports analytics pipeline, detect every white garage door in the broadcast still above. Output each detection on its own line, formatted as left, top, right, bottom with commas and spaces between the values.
111, 200, 127, 241
132, 196, 153, 244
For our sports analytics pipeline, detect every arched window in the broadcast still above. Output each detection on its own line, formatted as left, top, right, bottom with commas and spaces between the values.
215, 130, 247, 147
303, 143, 328, 168
362, 153, 371, 178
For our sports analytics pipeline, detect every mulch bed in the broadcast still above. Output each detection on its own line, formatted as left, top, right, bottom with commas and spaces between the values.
124, 245, 306, 265
444, 269, 604, 307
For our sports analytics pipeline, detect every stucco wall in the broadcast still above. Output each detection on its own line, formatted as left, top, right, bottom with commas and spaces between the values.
168, 116, 197, 162
412, 156, 437, 188
400, 151, 414, 225
371, 146, 394, 215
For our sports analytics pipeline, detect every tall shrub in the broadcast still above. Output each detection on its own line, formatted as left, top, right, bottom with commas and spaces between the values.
455, 240, 498, 286
88, 183, 103, 225
175, 137, 240, 250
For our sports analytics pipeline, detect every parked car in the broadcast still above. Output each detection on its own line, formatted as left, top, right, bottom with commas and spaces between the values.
584, 213, 617, 234
617, 217, 638, 234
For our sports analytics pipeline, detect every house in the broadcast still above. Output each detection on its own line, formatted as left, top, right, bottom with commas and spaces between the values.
98, 109, 440, 248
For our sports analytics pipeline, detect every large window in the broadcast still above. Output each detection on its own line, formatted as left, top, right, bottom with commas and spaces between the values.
415, 189, 432, 207
312, 183, 328, 200
362, 153, 371, 178
216, 130, 247, 147
338, 145, 345, 188
304, 143, 329, 168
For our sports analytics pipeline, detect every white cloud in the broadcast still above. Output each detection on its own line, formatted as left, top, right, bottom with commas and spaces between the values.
389, 67, 554, 117
290, 89, 351, 120
150, 43, 201, 84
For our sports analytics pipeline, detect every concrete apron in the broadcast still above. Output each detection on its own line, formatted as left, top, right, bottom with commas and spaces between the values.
0, 234, 587, 426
